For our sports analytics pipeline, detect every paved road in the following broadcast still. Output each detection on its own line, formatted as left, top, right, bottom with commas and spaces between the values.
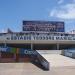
0, 54, 75, 75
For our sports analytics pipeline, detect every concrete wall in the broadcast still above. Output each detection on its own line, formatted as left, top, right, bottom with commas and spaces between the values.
37, 50, 62, 54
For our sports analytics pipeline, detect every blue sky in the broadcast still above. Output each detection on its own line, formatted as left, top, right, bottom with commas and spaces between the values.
0, 0, 75, 32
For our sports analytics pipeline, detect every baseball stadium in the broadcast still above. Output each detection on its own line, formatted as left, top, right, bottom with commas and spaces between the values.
0, 20, 75, 70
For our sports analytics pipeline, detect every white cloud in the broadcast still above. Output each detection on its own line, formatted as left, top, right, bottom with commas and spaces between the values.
50, 3, 75, 19
58, 0, 64, 4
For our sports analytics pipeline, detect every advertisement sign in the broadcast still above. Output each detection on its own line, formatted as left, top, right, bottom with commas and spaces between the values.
19, 49, 37, 55
0, 47, 37, 55
23, 21, 64, 32
0, 47, 16, 53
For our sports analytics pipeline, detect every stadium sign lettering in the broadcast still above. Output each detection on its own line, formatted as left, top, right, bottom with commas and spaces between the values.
33, 36, 54, 40
55, 36, 75, 40
33, 36, 75, 40
10, 35, 31, 40
7, 35, 75, 41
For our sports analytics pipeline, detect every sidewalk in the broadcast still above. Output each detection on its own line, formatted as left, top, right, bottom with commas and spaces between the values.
42, 54, 75, 67
0, 54, 75, 75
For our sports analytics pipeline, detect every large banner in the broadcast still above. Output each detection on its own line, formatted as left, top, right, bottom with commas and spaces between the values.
23, 21, 64, 32
0, 47, 37, 55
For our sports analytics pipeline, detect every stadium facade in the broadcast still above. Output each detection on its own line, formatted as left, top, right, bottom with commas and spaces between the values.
0, 20, 75, 50
0, 21, 75, 70
0, 20, 75, 64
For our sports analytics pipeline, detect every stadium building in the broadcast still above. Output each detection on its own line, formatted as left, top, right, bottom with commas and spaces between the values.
0, 20, 75, 50
0, 20, 75, 65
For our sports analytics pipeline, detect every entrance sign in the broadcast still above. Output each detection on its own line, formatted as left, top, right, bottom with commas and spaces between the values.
6, 34, 75, 41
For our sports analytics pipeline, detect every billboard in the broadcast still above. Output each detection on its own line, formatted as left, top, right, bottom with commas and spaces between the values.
22, 21, 64, 32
